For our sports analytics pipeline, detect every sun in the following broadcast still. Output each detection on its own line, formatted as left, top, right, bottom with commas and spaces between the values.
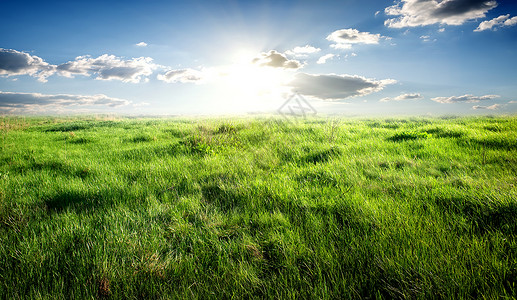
212, 50, 295, 112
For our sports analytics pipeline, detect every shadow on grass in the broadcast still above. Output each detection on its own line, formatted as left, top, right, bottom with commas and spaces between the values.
126, 135, 155, 143
469, 137, 517, 151
434, 195, 517, 234
44, 189, 117, 213
278, 146, 342, 165
201, 184, 246, 212
43, 121, 119, 132
387, 131, 429, 142
13, 160, 93, 179
302, 147, 342, 164
69, 137, 93, 144
424, 127, 465, 138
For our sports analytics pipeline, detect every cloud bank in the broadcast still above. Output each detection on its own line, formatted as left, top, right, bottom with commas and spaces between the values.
0, 91, 130, 113
384, 0, 498, 28
0, 48, 56, 82
0, 49, 159, 83
57, 54, 157, 83
252, 50, 302, 69
475, 14, 517, 31
431, 94, 499, 103
327, 29, 384, 49
289, 73, 396, 100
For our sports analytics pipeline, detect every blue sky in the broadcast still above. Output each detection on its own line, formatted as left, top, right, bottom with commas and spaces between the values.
1, 0, 516, 115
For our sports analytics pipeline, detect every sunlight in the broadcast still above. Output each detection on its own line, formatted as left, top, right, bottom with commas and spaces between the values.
213, 50, 294, 112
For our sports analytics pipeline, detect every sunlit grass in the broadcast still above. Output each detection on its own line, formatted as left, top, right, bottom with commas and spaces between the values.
0, 115, 516, 298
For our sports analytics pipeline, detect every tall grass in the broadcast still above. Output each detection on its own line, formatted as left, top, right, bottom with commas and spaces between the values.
0, 115, 516, 298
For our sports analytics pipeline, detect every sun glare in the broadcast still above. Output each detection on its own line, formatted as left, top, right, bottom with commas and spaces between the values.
212, 51, 294, 112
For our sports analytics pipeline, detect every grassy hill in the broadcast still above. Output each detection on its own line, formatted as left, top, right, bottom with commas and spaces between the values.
1, 115, 516, 298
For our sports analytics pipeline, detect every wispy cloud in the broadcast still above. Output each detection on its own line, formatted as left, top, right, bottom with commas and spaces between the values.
289, 73, 396, 100
285, 45, 321, 58
473, 104, 501, 110
475, 14, 517, 31
157, 68, 205, 83
57, 54, 158, 83
384, 0, 498, 28
0, 90, 130, 113
431, 94, 499, 103
252, 50, 302, 69
327, 29, 385, 49
136, 42, 148, 47
419, 35, 436, 42
380, 93, 423, 102
0, 48, 56, 82
316, 54, 335, 64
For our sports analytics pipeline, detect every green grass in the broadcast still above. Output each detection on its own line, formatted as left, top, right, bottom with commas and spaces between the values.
0, 115, 516, 299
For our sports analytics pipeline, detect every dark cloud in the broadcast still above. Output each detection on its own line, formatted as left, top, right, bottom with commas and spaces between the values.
0, 91, 130, 113
289, 73, 396, 100
432, 0, 496, 18
252, 50, 302, 69
431, 94, 499, 103
57, 54, 157, 83
385, 0, 498, 28
0, 48, 56, 82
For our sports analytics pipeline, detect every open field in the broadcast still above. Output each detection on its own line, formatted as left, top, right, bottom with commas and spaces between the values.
0, 115, 516, 299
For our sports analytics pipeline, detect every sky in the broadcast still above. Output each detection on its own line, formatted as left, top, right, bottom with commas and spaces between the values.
1, 0, 517, 116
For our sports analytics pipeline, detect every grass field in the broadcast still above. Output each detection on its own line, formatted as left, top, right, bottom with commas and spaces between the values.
0, 115, 516, 299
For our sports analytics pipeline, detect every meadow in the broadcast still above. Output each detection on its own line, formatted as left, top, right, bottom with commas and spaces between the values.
0, 115, 516, 299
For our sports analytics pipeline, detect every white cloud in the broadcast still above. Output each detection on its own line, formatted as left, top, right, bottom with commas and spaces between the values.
475, 14, 517, 31
380, 93, 423, 102
285, 45, 321, 57
317, 54, 335, 64
0, 90, 130, 113
472, 104, 501, 110
157, 68, 205, 83
384, 0, 498, 28
420, 35, 436, 42
289, 73, 396, 101
327, 29, 385, 49
438, 28, 446, 32
57, 54, 158, 83
431, 94, 499, 103
508, 101, 517, 104
252, 50, 302, 69
505, 16, 517, 26
136, 42, 148, 47
0, 48, 56, 82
